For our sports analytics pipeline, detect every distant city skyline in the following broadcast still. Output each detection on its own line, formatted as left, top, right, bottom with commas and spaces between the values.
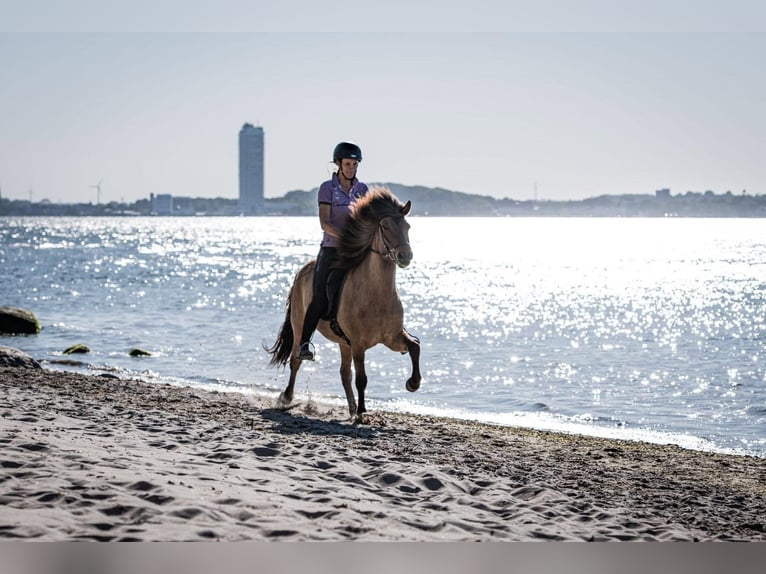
1, 30, 764, 204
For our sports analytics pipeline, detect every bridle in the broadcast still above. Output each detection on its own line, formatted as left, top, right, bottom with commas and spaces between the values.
370, 215, 409, 263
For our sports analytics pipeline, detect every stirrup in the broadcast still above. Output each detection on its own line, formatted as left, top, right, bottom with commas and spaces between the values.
295, 341, 315, 361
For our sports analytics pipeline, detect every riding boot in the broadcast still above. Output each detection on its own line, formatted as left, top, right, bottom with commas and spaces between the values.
296, 293, 325, 360
296, 341, 314, 361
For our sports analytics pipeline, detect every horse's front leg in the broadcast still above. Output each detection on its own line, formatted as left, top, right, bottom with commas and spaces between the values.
352, 348, 369, 424
277, 354, 302, 408
403, 328, 421, 392
339, 344, 356, 418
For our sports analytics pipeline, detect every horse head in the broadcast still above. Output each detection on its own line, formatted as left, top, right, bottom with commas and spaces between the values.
377, 199, 412, 268
338, 188, 414, 270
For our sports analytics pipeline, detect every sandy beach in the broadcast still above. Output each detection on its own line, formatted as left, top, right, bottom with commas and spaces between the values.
1, 363, 765, 542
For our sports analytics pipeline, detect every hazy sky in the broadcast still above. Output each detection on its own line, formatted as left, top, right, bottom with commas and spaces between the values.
2, 4, 765, 203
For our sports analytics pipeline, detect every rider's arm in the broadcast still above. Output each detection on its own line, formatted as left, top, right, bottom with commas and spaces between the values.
319, 203, 342, 239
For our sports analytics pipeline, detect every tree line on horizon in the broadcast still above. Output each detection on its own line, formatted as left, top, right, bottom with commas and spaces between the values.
1, 184, 764, 217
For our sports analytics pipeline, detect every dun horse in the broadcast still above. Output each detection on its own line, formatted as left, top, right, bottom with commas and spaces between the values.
266, 187, 421, 422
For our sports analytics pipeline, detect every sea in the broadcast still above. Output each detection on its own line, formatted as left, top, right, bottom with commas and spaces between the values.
2, 216, 765, 457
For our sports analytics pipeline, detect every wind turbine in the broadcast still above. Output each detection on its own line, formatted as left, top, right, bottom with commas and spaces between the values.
90, 179, 103, 205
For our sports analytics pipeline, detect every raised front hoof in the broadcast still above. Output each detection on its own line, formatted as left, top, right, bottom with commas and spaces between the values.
406, 377, 421, 392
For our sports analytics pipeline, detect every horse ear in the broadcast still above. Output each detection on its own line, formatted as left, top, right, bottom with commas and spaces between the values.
401, 200, 411, 216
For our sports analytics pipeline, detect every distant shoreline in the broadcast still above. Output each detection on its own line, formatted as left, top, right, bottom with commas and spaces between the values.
2, 183, 765, 218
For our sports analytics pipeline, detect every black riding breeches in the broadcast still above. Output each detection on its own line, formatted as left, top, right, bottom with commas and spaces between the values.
299, 247, 337, 344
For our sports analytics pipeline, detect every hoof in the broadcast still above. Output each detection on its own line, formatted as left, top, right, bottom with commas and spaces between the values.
406, 378, 420, 392
354, 413, 370, 425
276, 392, 292, 410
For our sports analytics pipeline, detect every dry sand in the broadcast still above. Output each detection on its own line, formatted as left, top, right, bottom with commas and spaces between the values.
1, 364, 765, 541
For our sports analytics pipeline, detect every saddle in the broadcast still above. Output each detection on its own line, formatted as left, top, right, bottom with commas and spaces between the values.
321, 269, 351, 345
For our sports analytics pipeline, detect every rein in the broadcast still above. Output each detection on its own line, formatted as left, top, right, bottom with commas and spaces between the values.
370, 216, 408, 263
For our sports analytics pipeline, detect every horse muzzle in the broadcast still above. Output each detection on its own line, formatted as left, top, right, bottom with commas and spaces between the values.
396, 247, 412, 268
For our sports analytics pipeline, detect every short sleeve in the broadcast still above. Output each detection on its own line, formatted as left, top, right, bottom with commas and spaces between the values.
318, 181, 333, 205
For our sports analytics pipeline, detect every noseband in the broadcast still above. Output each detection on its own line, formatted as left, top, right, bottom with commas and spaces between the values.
371, 216, 409, 263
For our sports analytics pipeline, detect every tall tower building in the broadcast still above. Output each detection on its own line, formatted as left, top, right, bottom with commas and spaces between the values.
239, 123, 264, 215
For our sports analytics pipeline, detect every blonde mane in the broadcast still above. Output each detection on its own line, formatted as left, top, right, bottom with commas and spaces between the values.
335, 187, 406, 270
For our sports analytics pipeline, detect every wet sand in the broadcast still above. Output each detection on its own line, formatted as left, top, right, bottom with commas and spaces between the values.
1, 365, 765, 541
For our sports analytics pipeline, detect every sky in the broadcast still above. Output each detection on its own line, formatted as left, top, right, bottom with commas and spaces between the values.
1, 2, 765, 204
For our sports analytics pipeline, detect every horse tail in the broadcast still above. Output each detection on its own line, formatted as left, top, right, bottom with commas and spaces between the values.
265, 288, 294, 367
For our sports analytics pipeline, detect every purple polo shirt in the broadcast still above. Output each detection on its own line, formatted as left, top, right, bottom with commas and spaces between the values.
318, 173, 369, 247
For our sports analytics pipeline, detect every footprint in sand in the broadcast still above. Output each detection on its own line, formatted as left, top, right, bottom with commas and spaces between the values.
142, 494, 174, 506
420, 475, 445, 491
18, 443, 49, 452
100, 504, 135, 517
171, 507, 203, 520
129, 480, 157, 492
252, 446, 280, 457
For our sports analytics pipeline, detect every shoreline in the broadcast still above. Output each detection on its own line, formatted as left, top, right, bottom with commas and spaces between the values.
2, 365, 765, 541
42, 360, 758, 460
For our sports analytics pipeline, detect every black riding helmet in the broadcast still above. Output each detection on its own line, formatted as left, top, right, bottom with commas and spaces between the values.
333, 141, 363, 163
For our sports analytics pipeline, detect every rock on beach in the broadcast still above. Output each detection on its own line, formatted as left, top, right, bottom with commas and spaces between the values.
0, 306, 41, 335
0, 346, 41, 369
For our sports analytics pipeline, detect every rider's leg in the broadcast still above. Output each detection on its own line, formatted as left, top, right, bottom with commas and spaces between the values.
295, 247, 336, 360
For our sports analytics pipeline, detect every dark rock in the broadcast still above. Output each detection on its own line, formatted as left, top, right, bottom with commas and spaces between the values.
48, 359, 86, 367
0, 346, 42, 369
129, 348, 152, 357
0, 306, 41, 335
63, 343, 90, 355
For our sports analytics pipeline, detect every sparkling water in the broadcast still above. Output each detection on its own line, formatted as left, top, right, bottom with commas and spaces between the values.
2, 216, 765, 456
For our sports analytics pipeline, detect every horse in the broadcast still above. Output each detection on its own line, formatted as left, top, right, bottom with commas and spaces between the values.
266, 187, 422, 423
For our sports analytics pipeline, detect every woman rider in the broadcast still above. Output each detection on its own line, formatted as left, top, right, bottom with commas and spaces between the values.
295, 141, 369, 361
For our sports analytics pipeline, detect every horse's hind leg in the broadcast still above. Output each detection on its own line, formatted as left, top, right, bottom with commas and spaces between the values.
403, 329, 421, 392
277, 355, 302, 409
278, 283, 309, 409
339, 344, 356, 418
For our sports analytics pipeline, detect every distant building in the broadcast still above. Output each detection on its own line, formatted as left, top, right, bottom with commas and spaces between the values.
655, 188, 671, 199
152, 193, 174, 216
173, 196, 196, 216
239, 123, 264, 215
